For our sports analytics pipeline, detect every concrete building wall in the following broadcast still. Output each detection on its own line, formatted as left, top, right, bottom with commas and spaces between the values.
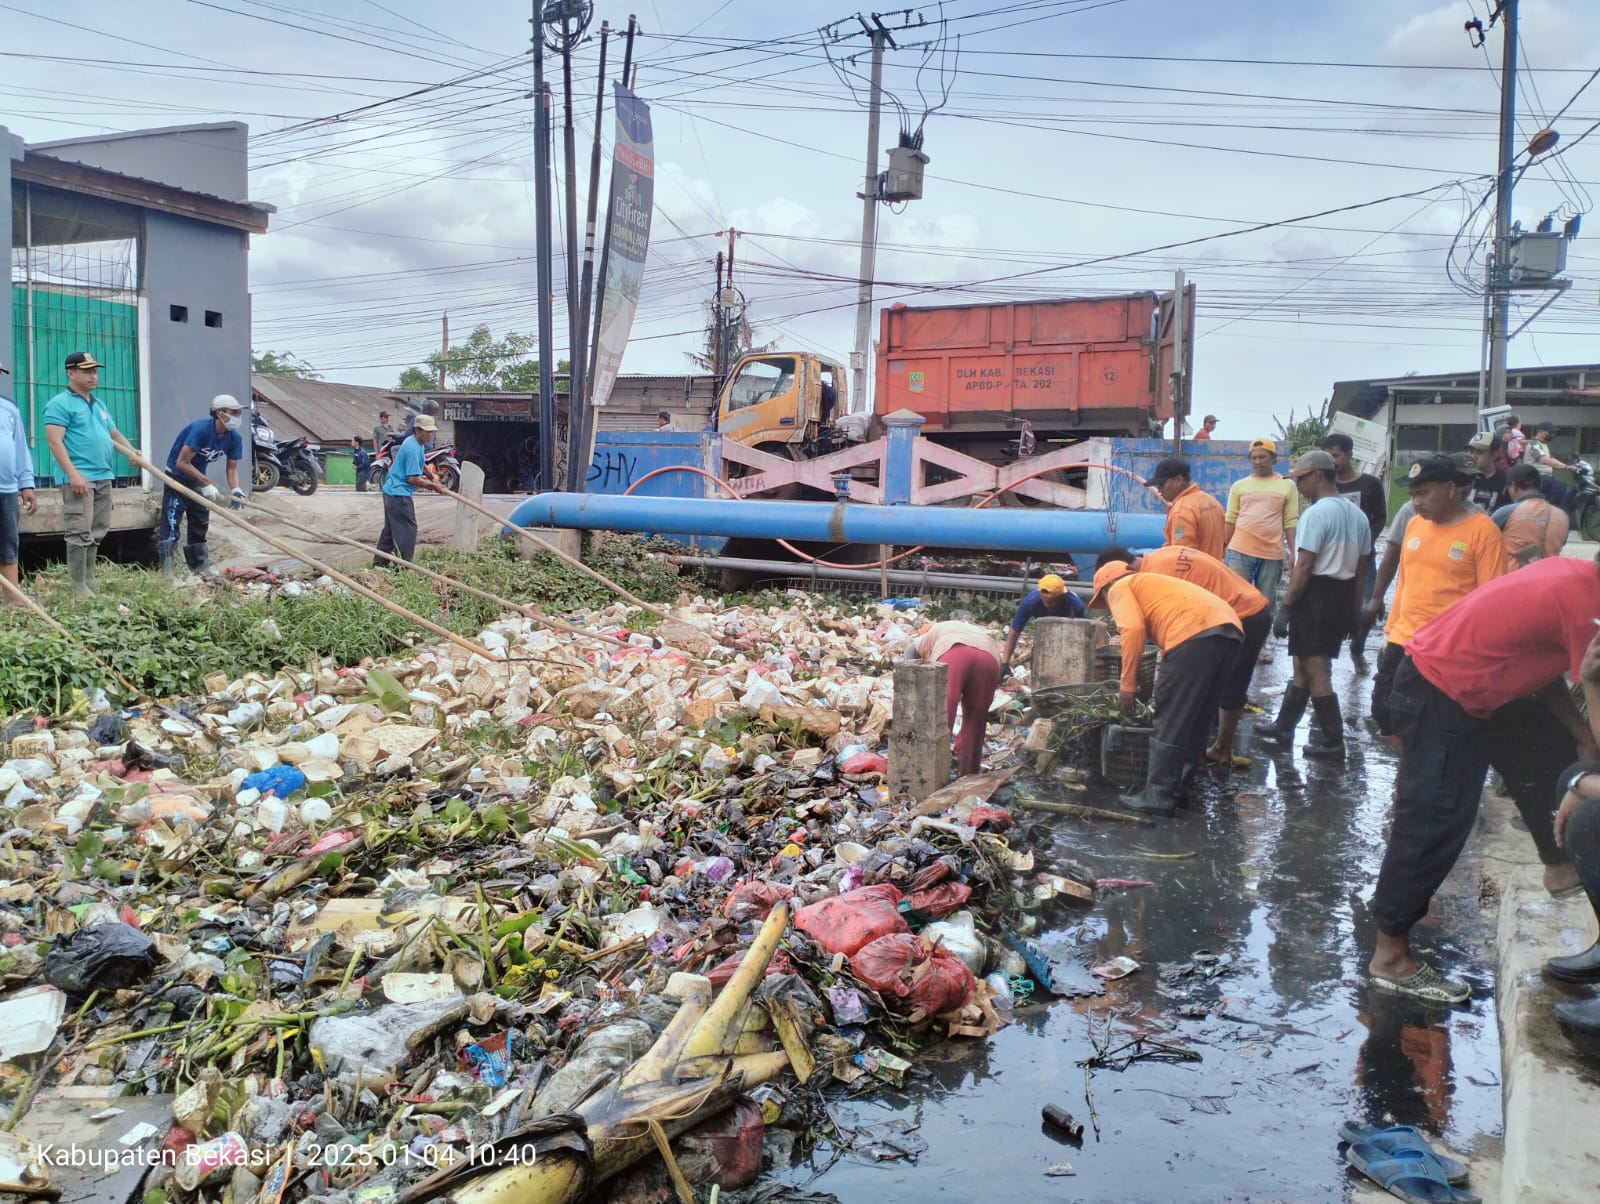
141, 211, 252, 475
30, 124, 249, 203
0, 127, 22, 377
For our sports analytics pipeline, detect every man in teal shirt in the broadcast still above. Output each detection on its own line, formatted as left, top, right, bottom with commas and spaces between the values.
375, 414, 442, 566
43, 351, 120, 597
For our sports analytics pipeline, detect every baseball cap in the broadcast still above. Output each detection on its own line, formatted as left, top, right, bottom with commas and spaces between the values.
413, 414, 438, 432
1286, 450, 1337, 478
210, 393, 241, 412
1249, 437, 1277, 454
1088, 560, 1134, 609
64, 351, 101, 371
1147, 457, 1190, 486
1202, 414, 1217, 423
1402, 455, 1472, 487
1038, 573, 1067, 596
1466, 431, 1495, 452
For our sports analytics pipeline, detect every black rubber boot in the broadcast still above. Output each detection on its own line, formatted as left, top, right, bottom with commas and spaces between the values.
1547, 941, 1600, 984
1304, 695, 1346, 760
1118, 739, 1184, 818
157, 540, 175, 578
1254, 684, 1309, 744
1554, 994, 1600, 1034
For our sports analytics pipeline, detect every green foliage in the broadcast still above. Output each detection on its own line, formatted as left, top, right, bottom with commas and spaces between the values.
1275, 401, 1331, 458
0, 538, 680, 717
396, 324, 570, 393
250, 350, 322, 380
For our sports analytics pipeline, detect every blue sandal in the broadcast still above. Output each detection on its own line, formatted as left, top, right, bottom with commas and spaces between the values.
1337, 1123, 1468, 1185
1344, 1141, 1481, 1203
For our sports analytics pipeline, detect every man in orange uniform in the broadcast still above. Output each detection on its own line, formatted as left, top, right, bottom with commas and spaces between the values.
1364, 456, 1505, 738
1087, 561, 1243, 815
1095, 545, 1270, 767
1149, 457, 1227, 560
1492, 463, 1569, 570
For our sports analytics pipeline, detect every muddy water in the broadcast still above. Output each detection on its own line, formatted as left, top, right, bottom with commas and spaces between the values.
786, 658, 1502, 1202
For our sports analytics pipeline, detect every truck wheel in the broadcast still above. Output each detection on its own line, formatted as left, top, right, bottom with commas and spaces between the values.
253, 461, 280, 492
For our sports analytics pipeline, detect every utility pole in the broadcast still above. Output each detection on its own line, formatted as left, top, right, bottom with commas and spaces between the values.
1486, 0, 1519, 419
850, 16, 891, 417
439, 312, 448, 391
722, 229, 738, 381
1169, 270, 1186, 455
531, 3, 556, 492
713, 250, 726, 387
560, 12, 583, 491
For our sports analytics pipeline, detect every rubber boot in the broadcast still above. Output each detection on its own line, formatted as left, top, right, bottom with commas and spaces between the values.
1118, 739, 1184, 818
66, 546, 93, 599
1254, 684, 1309, 745
1304, 695, 1346, 760
82, 546, 98, 598
191, 545, 212, 578
158, 540, 175, 578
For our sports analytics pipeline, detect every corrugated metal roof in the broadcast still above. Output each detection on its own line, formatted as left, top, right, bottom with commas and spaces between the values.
251, 375, 454, 446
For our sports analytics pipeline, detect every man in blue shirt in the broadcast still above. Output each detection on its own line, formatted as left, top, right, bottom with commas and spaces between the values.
376, 414, 443, 566
159, 395, 245, 577
351, 437, 372, 492
998, 573, 1086, 668
43, 351, 120, 597
0, 359, 39, 599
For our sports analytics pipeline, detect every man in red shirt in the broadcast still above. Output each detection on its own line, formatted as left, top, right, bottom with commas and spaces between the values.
1367, 554, 1600, 1004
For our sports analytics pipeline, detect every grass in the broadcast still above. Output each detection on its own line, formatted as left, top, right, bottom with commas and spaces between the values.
0, 536, 681, 718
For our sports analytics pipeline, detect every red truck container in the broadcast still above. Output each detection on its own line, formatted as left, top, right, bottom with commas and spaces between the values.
875, 290, 1193, 442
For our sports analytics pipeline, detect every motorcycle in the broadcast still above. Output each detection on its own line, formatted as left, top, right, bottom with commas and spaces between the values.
1568, 460, 1600, 542
368, 432, 462, 493
249, 411, 321, 495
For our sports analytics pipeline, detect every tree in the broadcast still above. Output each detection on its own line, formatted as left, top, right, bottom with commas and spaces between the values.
1275, 400, 1331, 457
396, 325, 564, 392
685, 301, 775, 374
252, 350, 322, 379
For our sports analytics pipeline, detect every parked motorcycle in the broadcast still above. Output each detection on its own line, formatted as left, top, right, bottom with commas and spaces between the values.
250, 411, 322, 495
1568, 460, 1600, 541
368, 433, 462, 493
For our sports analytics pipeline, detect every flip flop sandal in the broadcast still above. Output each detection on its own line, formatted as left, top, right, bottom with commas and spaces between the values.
1369, 963, 1471, 1005
1337, 1123, 1468, 1185
1345, 1142, 1481, 1203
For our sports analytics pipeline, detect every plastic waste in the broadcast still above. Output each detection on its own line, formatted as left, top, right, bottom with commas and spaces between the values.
923, 912, 985, 975
1042, 1105, 1084, 1140
827, 985, 870, 1026
723, 881, 793, 922
241, 765, 307, 799
174, 1131, 250, 1191
903, 881, 972, 920
850, 932, 977, 1018
122, 741, 184, 772
297, 798, 333, 826
794, 884, 908, 956
839, 751, 888, 776
86, 713, 128, 745
44, 923, 159, 995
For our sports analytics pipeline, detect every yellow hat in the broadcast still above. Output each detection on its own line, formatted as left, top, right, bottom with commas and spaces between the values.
1038, 573, 1067, 596
1249, 437, 1276, 454
1088, 561, 1134, 609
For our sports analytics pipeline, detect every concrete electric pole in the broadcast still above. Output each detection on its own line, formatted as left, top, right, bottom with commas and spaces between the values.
1486, 0, 1518, 418
850, 18, 890, 418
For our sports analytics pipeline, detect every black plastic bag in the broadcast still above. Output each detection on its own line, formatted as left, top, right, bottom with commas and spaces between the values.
44, 923, 159, 995
87, 713, 129, 746
122, 741, 185, 772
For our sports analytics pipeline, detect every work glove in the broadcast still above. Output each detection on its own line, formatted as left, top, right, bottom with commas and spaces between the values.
230, 488, 246, 511
200, 484, 222, 502
999, 664, 1012, 684
1272, 607, 1291, 639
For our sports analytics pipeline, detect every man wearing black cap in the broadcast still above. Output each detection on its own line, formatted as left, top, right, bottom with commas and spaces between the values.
1149, 457, 1226, 561
373, 411, 393, 456
43, 352, 121, 597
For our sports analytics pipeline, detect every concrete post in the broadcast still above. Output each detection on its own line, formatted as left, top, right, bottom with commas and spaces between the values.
889, 660, 949, 801
1031, 618, 1101, 687
452, 461, 485, 552
880, 409, 925, 506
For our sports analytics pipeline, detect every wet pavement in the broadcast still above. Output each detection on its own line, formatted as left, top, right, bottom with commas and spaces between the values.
785, 648, 1503, 1202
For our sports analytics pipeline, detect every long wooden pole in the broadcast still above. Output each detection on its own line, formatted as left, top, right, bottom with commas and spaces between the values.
242, 499, 629, 651
433, 483, 676, 622
110, 434, 497, 663
0, 573, 138, 694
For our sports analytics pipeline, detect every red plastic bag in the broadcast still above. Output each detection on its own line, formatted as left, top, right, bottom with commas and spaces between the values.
794, 883, 906, 956
705, 947, 796, 988
850, 932, 977, 1019
722, 881, 793, 922
966, 805, 1015, 831
839, 751, 888, 776
903, 881, 971, 919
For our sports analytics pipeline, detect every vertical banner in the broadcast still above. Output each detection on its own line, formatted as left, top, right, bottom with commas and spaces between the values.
590, 84, 653, 409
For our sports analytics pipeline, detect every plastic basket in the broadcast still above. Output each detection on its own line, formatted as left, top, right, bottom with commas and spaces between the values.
1099, 724, 1153, 789
1093, 645, 1158, 701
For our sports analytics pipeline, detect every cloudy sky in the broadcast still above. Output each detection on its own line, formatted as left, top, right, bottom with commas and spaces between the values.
6, 0, 1600, 434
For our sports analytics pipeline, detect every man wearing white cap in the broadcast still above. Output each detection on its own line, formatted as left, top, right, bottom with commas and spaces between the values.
376, 413, 444, 565
0, 359, 38, 598
159, 395, 245, 577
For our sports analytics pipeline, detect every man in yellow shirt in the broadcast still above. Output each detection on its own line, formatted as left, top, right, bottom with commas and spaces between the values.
1222, 438, 1298, 617
1363, 456, 1505, 738
1088, 562, 1243, 815
1149, 457, 1227, 560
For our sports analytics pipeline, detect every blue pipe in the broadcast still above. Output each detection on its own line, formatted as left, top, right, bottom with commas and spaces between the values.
507, 493, 1164, 554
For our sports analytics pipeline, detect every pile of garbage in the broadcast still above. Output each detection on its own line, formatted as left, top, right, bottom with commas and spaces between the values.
0, 592, 1104, 1203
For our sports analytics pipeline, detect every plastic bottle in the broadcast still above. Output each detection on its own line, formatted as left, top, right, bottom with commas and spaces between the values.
1041, 1105, 1084, 1140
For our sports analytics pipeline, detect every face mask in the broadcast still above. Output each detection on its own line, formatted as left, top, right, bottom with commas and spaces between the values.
222, 415, 242, 431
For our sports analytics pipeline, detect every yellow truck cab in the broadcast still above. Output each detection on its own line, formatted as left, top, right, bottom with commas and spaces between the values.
715, 352, 848, 457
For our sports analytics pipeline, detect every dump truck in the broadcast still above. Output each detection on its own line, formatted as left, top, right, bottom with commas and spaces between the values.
714, 288, 1194, 467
